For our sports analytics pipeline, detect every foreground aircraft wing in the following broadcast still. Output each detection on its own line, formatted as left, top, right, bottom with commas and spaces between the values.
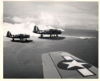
42, 51, 98, 78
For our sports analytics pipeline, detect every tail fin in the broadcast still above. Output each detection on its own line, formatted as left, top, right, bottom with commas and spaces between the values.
33, 25, 39, 33
6, 31, 12, 37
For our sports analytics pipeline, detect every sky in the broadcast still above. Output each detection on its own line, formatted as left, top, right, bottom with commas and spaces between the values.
3, 1, 98, 36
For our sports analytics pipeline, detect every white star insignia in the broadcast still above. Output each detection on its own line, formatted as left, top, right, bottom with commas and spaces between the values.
63, 60, 87, 69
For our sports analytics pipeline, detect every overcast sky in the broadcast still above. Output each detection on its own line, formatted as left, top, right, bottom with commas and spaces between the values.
3, 1, 98, 36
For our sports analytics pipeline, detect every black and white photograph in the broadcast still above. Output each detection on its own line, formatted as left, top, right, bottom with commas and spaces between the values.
2, 1, 98, 79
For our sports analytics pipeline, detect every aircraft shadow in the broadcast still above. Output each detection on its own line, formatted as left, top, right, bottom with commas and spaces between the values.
38, 36, 66, 40
11, 40, 34, 43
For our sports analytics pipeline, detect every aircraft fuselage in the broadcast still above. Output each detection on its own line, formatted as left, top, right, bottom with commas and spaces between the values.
33, 25, 62, 37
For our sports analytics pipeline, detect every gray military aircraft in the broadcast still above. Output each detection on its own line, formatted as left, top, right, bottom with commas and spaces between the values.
6, 31, 30, 41
33, 25, 62, 37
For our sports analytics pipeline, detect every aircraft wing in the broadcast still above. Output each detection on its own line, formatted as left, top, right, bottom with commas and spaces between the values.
42, 51, 98, 78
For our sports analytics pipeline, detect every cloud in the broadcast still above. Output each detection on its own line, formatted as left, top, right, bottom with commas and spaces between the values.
4, 16, 35, 24
12, 17, 23, 23
36, 24, 65, 32
3, 21, 65, 36
3, 22, 36, 36
37, 11, 60, 26
3, 2, 98, 37
3, 11, 77, 28
3, 10, 98, 35
3, 2, 98, 30
3, 11, 66, 29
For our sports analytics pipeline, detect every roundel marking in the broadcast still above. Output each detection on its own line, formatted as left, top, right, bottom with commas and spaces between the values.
57, 56, 95, 77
